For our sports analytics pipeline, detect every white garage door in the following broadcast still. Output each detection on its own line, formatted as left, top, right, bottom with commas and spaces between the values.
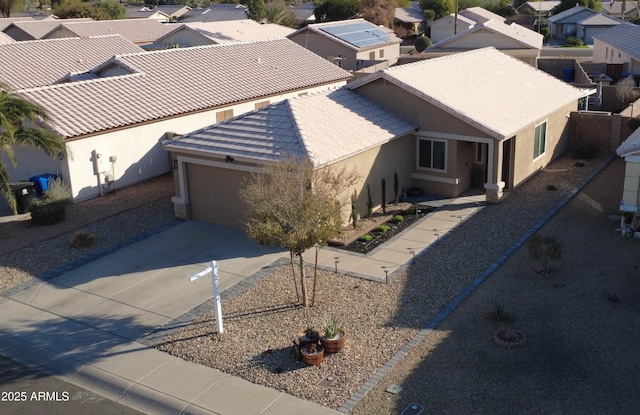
186, 163, 252, 227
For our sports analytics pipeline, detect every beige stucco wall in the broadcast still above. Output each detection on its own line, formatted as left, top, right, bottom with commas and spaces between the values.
353, 80, 493, 197
508, 100, 576, 188
326, 134, 414, 221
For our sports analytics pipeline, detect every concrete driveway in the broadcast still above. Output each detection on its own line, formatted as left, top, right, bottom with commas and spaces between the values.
0, 221, 343, 415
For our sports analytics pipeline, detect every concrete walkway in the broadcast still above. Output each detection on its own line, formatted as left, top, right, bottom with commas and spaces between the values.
0, 193, 484, 415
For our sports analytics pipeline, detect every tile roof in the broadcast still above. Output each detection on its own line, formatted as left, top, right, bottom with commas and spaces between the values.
18, 38, 352, 138
181, 4, 249, 23
518, 1, 560, 13
348, 47, 586, 140
601, 1, 639, 15
45, 19, 176, 44
125, 7, 171, 20
4, 19, 91, 40
547, 5, 593, 23
163, 88, 417, 167
578, 13, 622, 26
289, 18, 401, 51
592, 23, 640, 60
394, 3, 424, 23
0, 35, 143, 89
429, 19, 543, 50
0, 31, 14, 44
185, 19, 294, 43
459, 7, 505, 23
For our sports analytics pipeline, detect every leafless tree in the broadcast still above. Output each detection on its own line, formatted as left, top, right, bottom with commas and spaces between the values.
240, 156, 358, 307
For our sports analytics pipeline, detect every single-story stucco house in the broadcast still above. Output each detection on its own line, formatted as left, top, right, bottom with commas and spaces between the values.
287, 18, 402, 71
3, 39, 351, 205
163, 47, 589, 227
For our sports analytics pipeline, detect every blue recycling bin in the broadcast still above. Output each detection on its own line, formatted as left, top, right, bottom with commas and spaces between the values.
563, 68, 575, 83
28, 173, 58, 197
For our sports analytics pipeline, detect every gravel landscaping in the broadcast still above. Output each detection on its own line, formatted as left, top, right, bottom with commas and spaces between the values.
154, 152, 623, 412
2, 151, 635, 415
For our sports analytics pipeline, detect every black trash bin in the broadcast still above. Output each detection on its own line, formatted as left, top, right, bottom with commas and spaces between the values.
10, 181, 34, 214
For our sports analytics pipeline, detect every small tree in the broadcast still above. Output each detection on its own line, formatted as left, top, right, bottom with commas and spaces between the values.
527, 234, 562, 276
240, 155, 358, 307
414, 35, 432, 53
350, 190, 358, 229
366, 183, 373, 218
616, 76, 640, 110
381, 177, 387, 214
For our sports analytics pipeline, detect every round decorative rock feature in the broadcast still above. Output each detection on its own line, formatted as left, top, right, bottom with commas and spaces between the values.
494, 328, 526, 348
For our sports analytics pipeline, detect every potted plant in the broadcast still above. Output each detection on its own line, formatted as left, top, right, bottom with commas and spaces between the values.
297, 326, 319, 347
300, 343, 324, 366
320, 316, 346, 354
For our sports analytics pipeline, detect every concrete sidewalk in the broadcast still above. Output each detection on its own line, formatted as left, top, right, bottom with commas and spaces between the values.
0, 193, 484, 414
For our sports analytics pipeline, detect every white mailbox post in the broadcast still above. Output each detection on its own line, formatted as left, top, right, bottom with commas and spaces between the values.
189, 260, 224, 334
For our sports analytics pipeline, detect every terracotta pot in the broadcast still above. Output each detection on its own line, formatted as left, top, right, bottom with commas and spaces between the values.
300, 344, 324, 366
320, 330, 346, 354
297, 330, 319, 347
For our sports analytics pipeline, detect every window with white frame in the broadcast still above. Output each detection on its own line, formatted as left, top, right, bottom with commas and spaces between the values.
533, 121, 547, 159
418, 138, 446, 170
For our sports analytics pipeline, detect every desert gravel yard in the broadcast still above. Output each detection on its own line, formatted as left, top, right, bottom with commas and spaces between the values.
2, 153, 637, 414
155, 153, 640, 413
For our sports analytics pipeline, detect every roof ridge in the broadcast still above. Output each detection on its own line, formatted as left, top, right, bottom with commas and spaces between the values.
285, 96, 314, 163
17, 72, 144, 93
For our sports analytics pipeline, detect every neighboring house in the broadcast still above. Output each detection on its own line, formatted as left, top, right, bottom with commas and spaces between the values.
616, 127, 640, 214
592, 23, 640, 83
41, 19, 177, 46
545, 5, 617, 42
430, 13, 476, 43
3, 18, 91, 41
162, 88, 417, 225
394, 1, 424, 37
517, 1, 560, 17
0, 15, 55, 31
287, 18, 402, 71
162, 47, 587, 226
154, 5, 192, 21
181, 4, 248, 23
184, 19, 294, 44
6, 39, 351, 203
601, 1, 639, 20
0, 35, 143, 89
146, 24, 216, 49
125, 6, 171, 22
420, 19, 543, 66
348, 47, 586, 204
288, 2, 315, 26
576, 13, 622, 44
429, 7, 505, 43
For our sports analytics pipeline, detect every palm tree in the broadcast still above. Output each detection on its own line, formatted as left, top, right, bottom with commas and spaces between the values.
0, 82, 67, 214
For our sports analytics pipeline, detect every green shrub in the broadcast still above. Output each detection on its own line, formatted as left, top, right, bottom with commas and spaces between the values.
30, 199, 67, 225
393, 171, 399, 205
30, 177, 71, 225
360, 234, 373, 242
69, 231, 96, 248
392, 215, 403, 223
367, 184, 373, 218
350, 190, 358, 230
563, 36, 584, 47
414, 35, 432, 52
381, 177, 386, 214
377, 224, 389, 233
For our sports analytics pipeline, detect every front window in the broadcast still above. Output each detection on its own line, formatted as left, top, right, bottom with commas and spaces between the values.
418, 139, 446, 170
379, 49, 384, 59
534, 121, 547, 159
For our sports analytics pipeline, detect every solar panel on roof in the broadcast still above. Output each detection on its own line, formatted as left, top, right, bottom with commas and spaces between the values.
320, 22, 392, 48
